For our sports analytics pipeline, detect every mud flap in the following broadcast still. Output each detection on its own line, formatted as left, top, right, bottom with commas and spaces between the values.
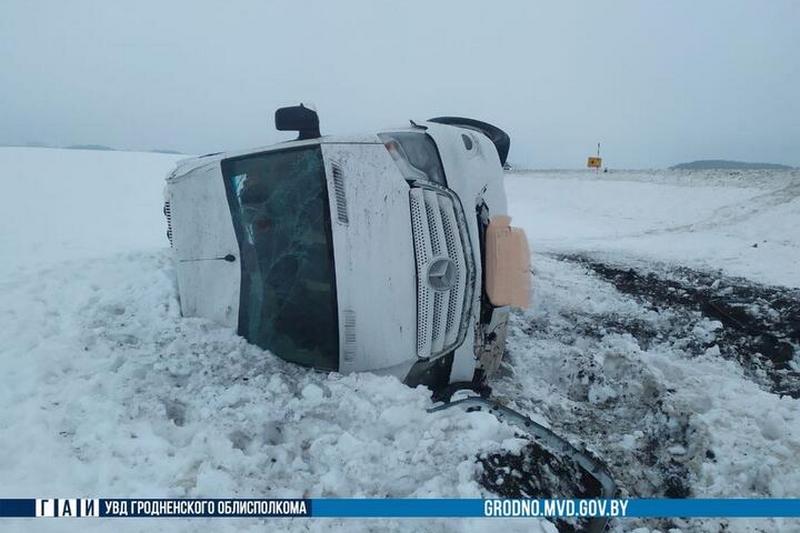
429, 396, 617, 532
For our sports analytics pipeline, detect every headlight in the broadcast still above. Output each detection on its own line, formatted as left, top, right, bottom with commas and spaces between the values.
378, 132, 446, 186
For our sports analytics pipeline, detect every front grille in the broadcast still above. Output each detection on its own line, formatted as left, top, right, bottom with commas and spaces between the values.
409, 186, 474, 359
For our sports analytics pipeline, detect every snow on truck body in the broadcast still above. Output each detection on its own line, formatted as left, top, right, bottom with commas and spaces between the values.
164, 107, 529, 390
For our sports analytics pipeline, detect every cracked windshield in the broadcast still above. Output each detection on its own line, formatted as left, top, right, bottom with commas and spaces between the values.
222, 146, 339, 370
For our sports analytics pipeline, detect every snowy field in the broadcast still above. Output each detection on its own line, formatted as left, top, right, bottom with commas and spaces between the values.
1, 148, 798, 532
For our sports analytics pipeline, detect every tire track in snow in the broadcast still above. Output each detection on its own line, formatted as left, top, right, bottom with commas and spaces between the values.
562, 255, 800, 399
489, 254, 800, 532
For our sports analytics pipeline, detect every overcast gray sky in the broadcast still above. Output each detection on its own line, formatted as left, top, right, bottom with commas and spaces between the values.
1, 1, 798, 168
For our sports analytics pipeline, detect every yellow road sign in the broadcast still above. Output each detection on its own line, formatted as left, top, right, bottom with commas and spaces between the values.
587, 156, 602, 168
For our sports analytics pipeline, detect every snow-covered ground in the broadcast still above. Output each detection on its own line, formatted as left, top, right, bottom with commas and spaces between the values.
1, 149, 798, 532
0, 147, 550, 532
0, 148, 183, 280
506, 169, 800, 288
501, 169, 800, 531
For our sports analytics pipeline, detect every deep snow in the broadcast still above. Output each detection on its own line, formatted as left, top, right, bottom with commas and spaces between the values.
501, 169, 800, 532
0, 148, 550, 532
1, 149, 798, 532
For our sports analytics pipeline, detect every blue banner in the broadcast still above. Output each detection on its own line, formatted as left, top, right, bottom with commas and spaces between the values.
313, 499, 800, 518
1, 498, 799, 519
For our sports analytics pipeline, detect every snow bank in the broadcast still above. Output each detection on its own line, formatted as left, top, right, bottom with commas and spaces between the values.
0, 148, 552, 533
500, 168, 800, 531
497, 256, 800, 531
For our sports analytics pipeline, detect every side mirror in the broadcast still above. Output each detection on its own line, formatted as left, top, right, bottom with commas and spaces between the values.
275, 104, 320, 140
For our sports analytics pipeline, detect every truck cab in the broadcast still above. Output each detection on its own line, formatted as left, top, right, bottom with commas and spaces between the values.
164, 106, 530, 394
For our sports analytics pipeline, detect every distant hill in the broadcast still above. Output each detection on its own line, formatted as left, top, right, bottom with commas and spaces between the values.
65, 144, 115, 151
671, 159, 793, 170
2, 144, 184, 155
63, 145, 183, 154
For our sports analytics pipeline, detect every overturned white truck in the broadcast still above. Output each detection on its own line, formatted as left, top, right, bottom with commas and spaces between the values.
164, 106, 615, 527
165, 105, 528, 392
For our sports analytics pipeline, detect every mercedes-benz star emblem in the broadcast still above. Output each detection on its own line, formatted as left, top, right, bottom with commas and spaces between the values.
427, 257, 457, 291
